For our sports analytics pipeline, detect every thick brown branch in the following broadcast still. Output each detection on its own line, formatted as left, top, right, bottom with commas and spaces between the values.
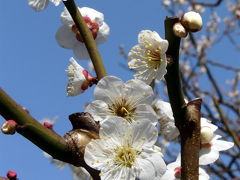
164, 17, 201, 180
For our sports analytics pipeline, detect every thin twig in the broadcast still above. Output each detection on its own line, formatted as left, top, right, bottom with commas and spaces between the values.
62, 0, 107, 79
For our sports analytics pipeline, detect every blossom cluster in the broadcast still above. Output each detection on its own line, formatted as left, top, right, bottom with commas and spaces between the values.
26, 1, 235, 180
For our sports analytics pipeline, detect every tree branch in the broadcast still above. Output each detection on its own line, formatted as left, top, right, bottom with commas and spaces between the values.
62, 0, 107, 79
213, 98, 240, 149
0, 88, 100, 180
164, 17, 201, 180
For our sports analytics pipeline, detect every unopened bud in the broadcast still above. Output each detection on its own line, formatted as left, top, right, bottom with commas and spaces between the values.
181, 11, 203, 32
43, 122, 53, 129
173, 23, 188, 38
174, 167, 181, 178
201, 126, 214, 144
7, 170, 17, 179
1, 120, 17, 135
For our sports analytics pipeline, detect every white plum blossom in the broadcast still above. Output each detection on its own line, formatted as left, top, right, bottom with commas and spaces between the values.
66, 57, 91, 96
128, 30, 168, 85
153, 100, 234, 165
28, 0, 61, 11
84, 117, 166, 180
152, 99, 179, 141
56, 7, 110, 60
160, 156, 210, 180
199, 119, 234, 165
153, 98, 235, 163
85, 76, 158, 125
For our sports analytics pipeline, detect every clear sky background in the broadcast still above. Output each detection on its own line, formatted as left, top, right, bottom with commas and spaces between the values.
0, 0, 239, 180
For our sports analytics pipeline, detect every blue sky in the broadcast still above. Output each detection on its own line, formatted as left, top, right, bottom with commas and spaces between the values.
0, 0, 239, 179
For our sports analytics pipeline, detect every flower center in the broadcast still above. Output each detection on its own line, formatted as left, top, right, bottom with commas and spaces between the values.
108, 98, 136, 123
71, 16, 99, 42
129, 39, 163, 71
174, 167, 181, 179
114, 146, 138, 168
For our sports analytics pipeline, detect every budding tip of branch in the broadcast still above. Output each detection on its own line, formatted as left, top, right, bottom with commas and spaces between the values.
173, 22, 188, 38
1, 120, 18, 135
7, 171, 17, 179
43, 122, 53, 129
187, 98, 202, 111
181, 11, 203, 32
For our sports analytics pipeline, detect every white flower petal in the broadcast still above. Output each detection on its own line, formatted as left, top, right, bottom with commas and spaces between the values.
95, 22, 110, 44
85, 100, 109, 122
124, 79, 154, 104
137, 150, 166, 179
28, 0, 49, 11
135, 104, 158, 125
85, 117, 165, 179
94, 76, 125, 103
101, 166, 135, 180
129, 30, 168, 84
161, 161, 179, 180
70, 166, 91, 180
161, 121, 179, 141
199, 168, 210, 180
212, 136, 234, 151
138, 30, 159, 48
61, 7, 74, 25
160, 169, 176, 180
159, 39, 169, 53
154, 99, 173, 119
49, 0, 61, 6
66, 58, 87, 96
99, 117, 132, 146
199, 147, 219, 165
201, 118, 218, 132
73, 43, 91, 60
155, 55, 167, 81
153, 99, 180, 140
80, 7, 104, 26
84, 139, 114, 170
56, 25, 79, 49
131, 120, 158, 148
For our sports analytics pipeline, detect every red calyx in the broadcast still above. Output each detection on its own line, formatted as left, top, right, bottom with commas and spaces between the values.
7, 171, 17, 180
43, 122, 53, 129
71, 16, 99, 43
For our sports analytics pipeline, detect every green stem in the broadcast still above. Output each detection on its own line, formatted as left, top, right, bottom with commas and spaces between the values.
0, 88, 70, 162
164, 17, 201, 180
0, 88, 101, 179
62, 0, 107, 80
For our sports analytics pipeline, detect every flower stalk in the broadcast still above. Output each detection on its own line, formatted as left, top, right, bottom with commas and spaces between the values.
62, 0, 107, 80
164, 17, 201, 180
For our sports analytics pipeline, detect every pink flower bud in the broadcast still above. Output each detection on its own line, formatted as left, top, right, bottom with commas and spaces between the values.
173, 22, 188, 38
7, 171, 17, 179
43, 122, 53, 129
181, 11, 203, 32
174, 167, 181, 178
1, 120, 17, 135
